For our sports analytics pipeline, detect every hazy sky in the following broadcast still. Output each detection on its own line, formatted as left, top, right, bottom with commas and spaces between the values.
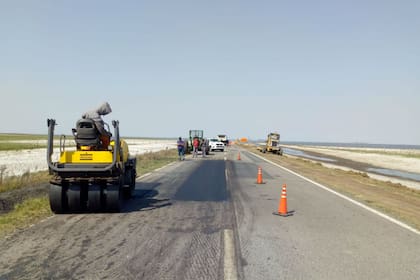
1, 1, 419, 144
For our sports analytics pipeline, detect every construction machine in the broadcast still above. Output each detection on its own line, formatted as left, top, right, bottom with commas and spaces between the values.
257, 132, 283, 155
46, 118, 136, 213
217, 134, 229, 146
186, 130, 209, 155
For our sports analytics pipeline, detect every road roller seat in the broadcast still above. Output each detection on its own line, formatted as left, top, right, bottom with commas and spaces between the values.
73, 118, 101, 148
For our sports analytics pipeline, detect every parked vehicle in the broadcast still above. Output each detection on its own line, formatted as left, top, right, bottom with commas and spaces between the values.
209, 138, 225, 152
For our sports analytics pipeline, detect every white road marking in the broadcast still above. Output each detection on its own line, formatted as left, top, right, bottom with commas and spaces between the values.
224, 229, 238, 280
137, 172, 152, 179
249, 151, 420, 236
224, 169, 238, 280
136, 162, 176, 180
153, 162, 176, 173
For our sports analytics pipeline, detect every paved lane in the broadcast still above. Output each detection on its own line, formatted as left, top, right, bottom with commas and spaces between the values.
229, 147, 420, 280
2, 146, 419, 280
0, 151, 237, 280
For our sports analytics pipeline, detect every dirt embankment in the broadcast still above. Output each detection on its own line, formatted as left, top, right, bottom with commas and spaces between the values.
0, 184, 48, 214
242, 145, 420, 231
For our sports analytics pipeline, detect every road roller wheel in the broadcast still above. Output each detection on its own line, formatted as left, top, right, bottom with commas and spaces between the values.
67, 184, 82, 212
49, 184, 66, 214
122, 186, 133, 199
105, 184, 121, 212
122, 170, 136, 199
87, 184, 102, 212
130, 171, 136, 193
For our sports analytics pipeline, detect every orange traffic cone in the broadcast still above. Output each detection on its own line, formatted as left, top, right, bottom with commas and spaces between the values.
237, 152, 241, 160
273, 184, 293, 217
256, 166, 264, 184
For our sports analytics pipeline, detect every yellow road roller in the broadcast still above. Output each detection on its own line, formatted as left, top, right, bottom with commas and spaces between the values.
47, 118, 136, 213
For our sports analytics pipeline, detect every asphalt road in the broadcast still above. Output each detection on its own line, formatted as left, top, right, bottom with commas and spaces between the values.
0, 147, 419, 279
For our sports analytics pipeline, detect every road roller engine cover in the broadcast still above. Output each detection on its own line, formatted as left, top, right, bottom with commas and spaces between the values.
46, 118, 137, 213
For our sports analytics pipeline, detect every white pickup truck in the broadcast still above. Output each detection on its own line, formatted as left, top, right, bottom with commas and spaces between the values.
209, 138, 225, 152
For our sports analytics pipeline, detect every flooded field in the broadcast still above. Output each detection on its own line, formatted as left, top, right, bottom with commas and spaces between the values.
281, 144, 420, 189
283, 147, 337, 162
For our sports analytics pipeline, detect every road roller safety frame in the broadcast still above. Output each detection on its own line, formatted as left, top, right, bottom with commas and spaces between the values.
47, 119, 136, 213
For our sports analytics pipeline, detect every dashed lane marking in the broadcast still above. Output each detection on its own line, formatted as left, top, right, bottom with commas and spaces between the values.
224, 229, 238, 280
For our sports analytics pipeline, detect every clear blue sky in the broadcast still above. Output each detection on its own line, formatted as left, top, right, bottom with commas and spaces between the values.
1, 0, 419, 144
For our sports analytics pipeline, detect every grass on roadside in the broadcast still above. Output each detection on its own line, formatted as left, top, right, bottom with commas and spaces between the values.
0, 171, 50, 193
0, 142, 47, 151
136, 149, 179, 176
0, 197, 52, 239
0, 133, 48, 150
0, 133, 47, 141
0, 133, 72, 151
0, 149, 179, 239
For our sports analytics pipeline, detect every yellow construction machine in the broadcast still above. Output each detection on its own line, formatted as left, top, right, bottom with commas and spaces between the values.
47, 118, 136, 213
257, 132, 283, 155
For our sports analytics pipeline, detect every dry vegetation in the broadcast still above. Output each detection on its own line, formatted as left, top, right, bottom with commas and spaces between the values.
0, 171, 50, 193
0, 197, 52, 238
0, 134, 48, 151
0, 134, 47, 141
136, 149, 178, 175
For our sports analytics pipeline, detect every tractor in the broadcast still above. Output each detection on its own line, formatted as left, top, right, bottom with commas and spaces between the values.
186, 130, 209, 155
